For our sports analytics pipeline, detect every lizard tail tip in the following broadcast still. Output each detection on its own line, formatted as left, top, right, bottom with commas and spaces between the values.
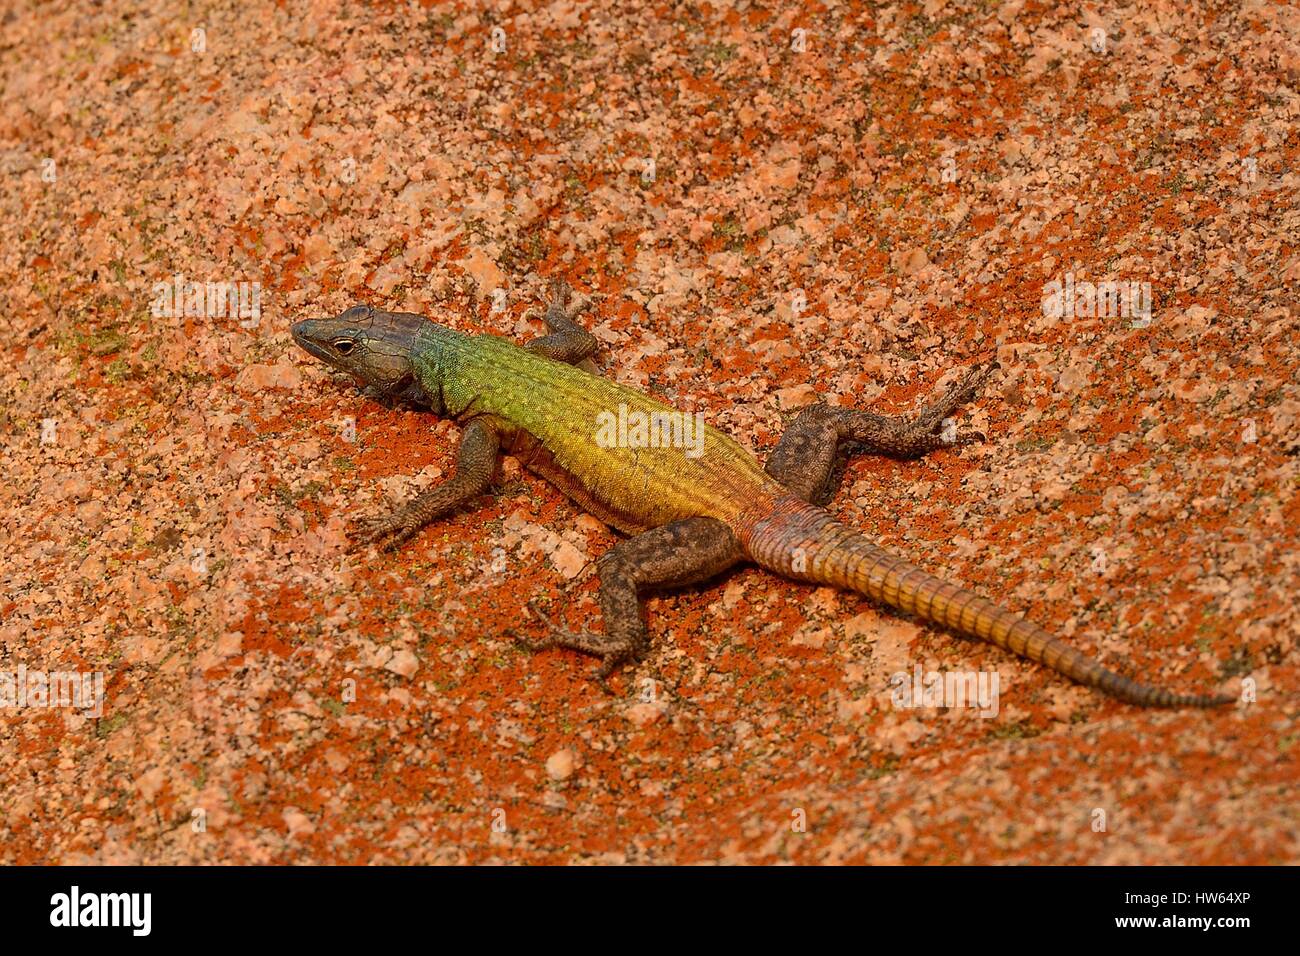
1152, 689, 1236, 708
1203, 692, 1237, 708
1101, 670, 1235, 708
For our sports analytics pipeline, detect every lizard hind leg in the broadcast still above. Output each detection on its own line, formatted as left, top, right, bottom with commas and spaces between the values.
763, 404, 842, 503
831, 360, 999, 459
764, 361, 999, 501
515, 516, 743, 686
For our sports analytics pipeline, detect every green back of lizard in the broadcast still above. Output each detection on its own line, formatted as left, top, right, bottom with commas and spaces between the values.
414, 326, 782, 530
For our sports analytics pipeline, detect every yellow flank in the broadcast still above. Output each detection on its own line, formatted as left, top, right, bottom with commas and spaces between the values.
434, 333, 782, 528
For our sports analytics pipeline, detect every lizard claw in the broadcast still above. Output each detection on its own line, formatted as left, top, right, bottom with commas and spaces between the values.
950, 360, 1000, 405
944, 428, 987, 448
510, 602, 560, 653
348, 513, 414, 553
516, 599, 633, 690
542, 280, 590, 327
910, 360, 1000, 443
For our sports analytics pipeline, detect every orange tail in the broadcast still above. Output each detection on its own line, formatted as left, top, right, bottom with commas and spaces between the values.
740, 496, 1232, 708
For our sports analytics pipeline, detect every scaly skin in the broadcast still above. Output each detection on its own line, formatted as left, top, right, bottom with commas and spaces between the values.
422, 326, 784, 531
291, 285, 1233, 708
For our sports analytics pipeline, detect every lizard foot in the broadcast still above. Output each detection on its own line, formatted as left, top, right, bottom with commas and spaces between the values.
544, 279, 591, 323
360, 384, 401, 409
945, 359, 1000, 409
348, 513, 419, 553
904, 361, 999, 451
940, 427, 987, 448
520, 280, 590, 327
512, 600, 640, 691
921, 360, 998, 417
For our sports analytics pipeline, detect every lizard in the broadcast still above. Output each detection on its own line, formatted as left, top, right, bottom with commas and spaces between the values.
291, 282, 1232, 708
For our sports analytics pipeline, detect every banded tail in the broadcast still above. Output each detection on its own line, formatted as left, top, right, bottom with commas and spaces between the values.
742, 496, 1233, 708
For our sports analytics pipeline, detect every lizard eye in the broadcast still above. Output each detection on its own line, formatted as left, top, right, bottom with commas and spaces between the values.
332, 339, 356, 355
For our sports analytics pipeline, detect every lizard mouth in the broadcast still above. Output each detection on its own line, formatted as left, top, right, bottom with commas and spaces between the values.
291, 320, 335, 365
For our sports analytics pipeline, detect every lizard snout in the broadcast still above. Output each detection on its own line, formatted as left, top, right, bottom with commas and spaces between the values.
290, 318, 339, 365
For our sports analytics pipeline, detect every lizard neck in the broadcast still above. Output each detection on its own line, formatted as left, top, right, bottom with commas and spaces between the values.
410, 323, 473, 416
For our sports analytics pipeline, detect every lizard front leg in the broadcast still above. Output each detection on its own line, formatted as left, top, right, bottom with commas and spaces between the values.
523, 281, 598, 365
352, 417, 500, 551
517, 516, 742, 683
765, 361, 998, 501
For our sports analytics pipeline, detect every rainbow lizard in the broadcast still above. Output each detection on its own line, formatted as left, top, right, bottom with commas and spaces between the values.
291, 283, 1231, 708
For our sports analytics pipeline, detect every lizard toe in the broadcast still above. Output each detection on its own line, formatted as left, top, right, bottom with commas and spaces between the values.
965, 359, 1000, 393
523, 600, 636, 676
510, 629, 557, 654
595, 647, 636, 684
946, 428, 986, 448
349, 515, 410, 552
947, 361, 999, 407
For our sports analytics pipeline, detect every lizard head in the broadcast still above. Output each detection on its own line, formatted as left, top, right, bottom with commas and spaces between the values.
292, 304, 435, 408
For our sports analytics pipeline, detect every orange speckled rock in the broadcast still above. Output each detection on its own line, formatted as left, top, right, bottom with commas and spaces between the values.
0, 0, 1294, 865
